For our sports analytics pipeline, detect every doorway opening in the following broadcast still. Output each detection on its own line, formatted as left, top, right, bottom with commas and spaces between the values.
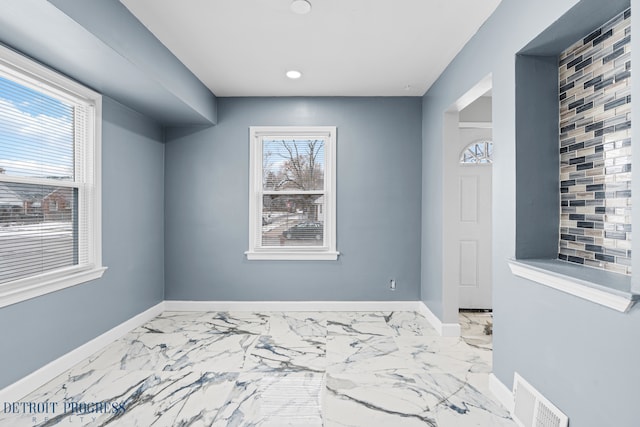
441, 75, 493, 336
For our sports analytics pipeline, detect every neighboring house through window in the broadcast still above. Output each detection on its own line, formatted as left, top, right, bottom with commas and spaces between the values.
0, 45, 105, 307
246, 126, 338, 260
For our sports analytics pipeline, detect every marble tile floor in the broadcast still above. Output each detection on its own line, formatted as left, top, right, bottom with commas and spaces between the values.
459, 311, 493, 351
0, 310, 514, 427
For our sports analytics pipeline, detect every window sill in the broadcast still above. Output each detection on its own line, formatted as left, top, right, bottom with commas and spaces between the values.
245, 250, 340, 261
0, 266, 107, 308
508, 259, 638, 313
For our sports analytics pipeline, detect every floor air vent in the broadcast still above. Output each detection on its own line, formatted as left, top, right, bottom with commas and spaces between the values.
512, 373, 568, 427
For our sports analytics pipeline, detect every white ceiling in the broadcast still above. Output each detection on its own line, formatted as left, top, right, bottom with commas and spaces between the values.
120, 0, 501, 97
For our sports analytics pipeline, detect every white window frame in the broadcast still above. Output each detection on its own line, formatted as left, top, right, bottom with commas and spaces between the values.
0, 45, 105, 308
246, 126, 338, 261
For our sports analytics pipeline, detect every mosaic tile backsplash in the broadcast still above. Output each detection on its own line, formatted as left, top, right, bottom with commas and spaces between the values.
558, 8, 632, 275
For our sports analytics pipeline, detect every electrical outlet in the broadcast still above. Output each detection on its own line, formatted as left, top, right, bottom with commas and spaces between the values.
390, 279, 396, 290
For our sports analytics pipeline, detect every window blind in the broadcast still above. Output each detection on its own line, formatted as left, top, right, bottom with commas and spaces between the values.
0, 71, 89, 285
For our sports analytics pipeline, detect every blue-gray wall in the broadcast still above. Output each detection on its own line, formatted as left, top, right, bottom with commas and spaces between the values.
422, 0, 640, 425
164, 97, 422, 301
0, 96, 165, 389
514, 54, 560, 259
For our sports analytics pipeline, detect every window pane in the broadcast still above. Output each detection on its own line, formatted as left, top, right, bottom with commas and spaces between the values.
261, 194, 324, 247
0, 182, 77, 284
262, 139, 325, 191
460, 140, 493, 164
0, 75, 75, 180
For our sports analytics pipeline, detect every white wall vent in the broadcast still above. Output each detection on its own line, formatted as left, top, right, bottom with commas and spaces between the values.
512, 373, 568, 427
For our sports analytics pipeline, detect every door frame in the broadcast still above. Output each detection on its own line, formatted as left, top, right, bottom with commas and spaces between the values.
441, 74, 493, 327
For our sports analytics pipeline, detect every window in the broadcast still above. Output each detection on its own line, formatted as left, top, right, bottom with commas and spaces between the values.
246, 126, 338, 260
460, 140, 493, 164
0, 45, 104, 308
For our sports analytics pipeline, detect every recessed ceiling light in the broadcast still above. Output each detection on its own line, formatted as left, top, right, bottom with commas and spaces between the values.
290, 0, 312, 15
286, 70, 302, 79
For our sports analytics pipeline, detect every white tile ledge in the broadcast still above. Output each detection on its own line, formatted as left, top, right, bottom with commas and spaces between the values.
508, 259, 639, 313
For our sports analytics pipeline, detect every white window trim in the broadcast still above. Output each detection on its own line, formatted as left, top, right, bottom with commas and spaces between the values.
0, 45, 105, 308
245, 126, 339, 261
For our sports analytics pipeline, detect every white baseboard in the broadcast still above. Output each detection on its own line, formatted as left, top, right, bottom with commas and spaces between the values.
489, 373, 514, 412
164, 300, 422, 312
0, 302, 165, 403
440, 322, 461, 337
417, 302, 461, 337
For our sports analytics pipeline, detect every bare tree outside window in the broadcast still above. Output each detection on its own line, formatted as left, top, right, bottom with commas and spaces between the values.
263, 139, 324, 191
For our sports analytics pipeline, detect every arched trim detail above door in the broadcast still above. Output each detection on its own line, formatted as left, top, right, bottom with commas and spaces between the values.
460, 140, 493, 164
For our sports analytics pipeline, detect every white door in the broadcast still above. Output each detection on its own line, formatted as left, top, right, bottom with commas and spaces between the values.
457, 132, 492, 309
